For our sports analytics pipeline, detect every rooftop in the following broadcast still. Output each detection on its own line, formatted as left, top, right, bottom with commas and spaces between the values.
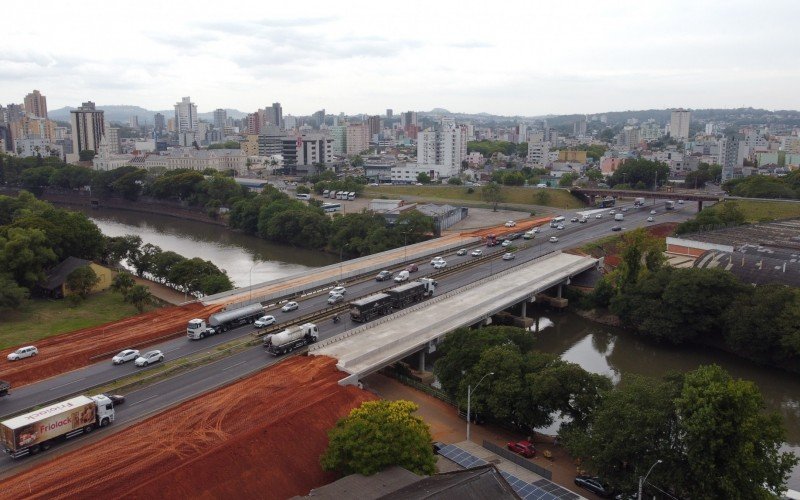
678, 218, 800, 251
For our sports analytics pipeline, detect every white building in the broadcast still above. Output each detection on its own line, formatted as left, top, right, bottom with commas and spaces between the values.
144, 148, 247, 174
346, 124, 368, 155
68, 101, 105, 163
414, 117, 465, 179
527, 141, 550, 167
174, 97, 198, 133
669, 109, 691, 140
14, 138, 63, 159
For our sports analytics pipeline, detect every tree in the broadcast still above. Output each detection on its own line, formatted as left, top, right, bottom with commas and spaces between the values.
124, 284, 152, 312
559, 173, 577, 187
481, 182, 504, 211
104, 235, 142, 264
447, 177, 462, 185
78, 150, 96, 161
0, 274, 29, 311
351, 155, 364, 167
0, 227, 58, 288
534, 190, 550, 205
502, 171, 526, 186
295, 185, 311, 194
586, 169, 604, 182
110, 272, 135, 296
611, 228, 665, 290
416, 172, 431, 184
320, 400, 436, 476
65, 266, 100, 299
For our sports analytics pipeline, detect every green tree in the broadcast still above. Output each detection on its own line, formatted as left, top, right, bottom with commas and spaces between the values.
559, 173, 577, 187
124, 284, 152, 312
78, 150, 96, 161
611, 228, 665, 290
416, 172, 431, 184
534, 190, 551, 205
65, 265, 100, 299
110, 272, 135, 296
447, 177, 462, 185
351, 155, 364, 167
502, 171, 526, 186
104, 235, 142, 264
295, 185, 311, 194
0, 274, 29, 311
0, 227, 58, 288
481, 182, 504, 211
320, 400, 436, 476
586, 169, 604, 182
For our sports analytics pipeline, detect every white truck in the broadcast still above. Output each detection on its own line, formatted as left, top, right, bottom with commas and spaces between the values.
265, 323, 318, 355
614, 213, 624, 221
187, 303, 265, 339
634, 197, 646, 207
0, 394, 115, 458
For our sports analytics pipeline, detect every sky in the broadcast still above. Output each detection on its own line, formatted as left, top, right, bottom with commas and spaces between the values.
3, 0, 800, 117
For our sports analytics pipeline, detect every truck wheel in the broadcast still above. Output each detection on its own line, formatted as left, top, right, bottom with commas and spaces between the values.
101, 418, 110, 427
84, 425, 94, 433
29, 445, 40, 455
41, 442, 51, 451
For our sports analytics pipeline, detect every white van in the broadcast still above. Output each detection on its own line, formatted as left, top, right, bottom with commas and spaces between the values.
348, 192, 356, 200
394, 270, 410, 283
323, 189, 330, 198
296, 193, 311, 201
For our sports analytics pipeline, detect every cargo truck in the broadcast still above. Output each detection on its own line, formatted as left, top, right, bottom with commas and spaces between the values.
187, 303, 265, 339
0, 394, 115, 458
349, 278, 436, 323
265, 323, 318, 355
634, 197, 646, 207
0, 380, 9, 398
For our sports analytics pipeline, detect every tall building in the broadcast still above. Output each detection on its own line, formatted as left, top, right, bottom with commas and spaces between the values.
246, 113, 261, 135
257, 125, 285, 156
527, 141, 550, 167
329, 125, 347, 155
174, 96, 198, 133
386, 109, 393, 120
367, 115, 380, 139
3, 104, 25, 123
312, 109, 326, 128
154, 113, 165, 135
69, 101, 105, 159
269, 102, 283, 128
129, 116, 139, 128
346, 124, 368, 155
573, 116, 587, 137
720, 134, 746, 181
24, 90, 47, 118
669, 109, 691, 140
213, 109, 227, 130
104, 125, 121, 154
415, 117, 465, 178
517, 123, 528, 144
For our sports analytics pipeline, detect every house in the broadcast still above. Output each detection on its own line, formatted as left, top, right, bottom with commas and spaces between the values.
39, 257, 113, 299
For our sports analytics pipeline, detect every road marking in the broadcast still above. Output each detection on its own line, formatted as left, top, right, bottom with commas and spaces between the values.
49, 377, 86, 390
221, 360, 248, 372
162, 347, 182, 354
129, 394, 160, 406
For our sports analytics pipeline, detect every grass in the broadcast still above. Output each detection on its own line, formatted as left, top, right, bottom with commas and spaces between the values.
362, 185, 585, 210
719, 199, 800, 223
0, 291, 155, 350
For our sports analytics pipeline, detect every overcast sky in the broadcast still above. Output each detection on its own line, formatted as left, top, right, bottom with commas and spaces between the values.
3, 0, 799, 117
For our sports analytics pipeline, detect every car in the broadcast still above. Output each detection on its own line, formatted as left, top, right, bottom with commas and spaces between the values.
549, 236, 559, 243
507, 440, 535, 458
394, 270, 410, 283
433, 260, 447, 269
647, 216, 654, 222
501, 239, 512, 247
678, 199, 684, 204
7, 346, 38, 361
405, 263, 419, 273
570, 217, 578, 222
376, 270, 394, 281
650, 209, 657, 215
574, 476, 613, 498
579, 218, 587, 223
430, 256, 445, 266
610, 210, 616, 214
621, 207, 629, 212
611, 225, 622, 232
471, 249, 483, 257
134, 350, 164, 367
281, 301, 299, 312
595, 213, 603, 219
103, 393, 126, 405
330, 286, 346, 296
556, 225, 565, 230
508, 232, 521, 240
502, 252, 515, 260
533, 227, 540, 233
327, 293, 344, 304
112, 349, 140, 365
504, 220, 516, 227
254, 315, 276, 328
456, 248, 467, 256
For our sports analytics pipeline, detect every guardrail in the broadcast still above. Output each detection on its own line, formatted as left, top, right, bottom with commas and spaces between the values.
482, 440, 553, 480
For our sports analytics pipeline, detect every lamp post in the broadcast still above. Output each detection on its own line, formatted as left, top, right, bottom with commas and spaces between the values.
638, 459, 662, 500
249, 261, 259, 302
339, 244, 349, 283
466, 371, 494, 441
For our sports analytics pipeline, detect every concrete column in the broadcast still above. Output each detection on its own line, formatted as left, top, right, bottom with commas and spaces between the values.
534, 315, 540, 333
698, 200, 703, 212
520, 300, 527, 318
557, 283, 563, 299
418, 349, 426, 371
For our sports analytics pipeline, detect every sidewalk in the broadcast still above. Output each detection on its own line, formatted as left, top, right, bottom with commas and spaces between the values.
130, 275, 191, 305
362, 373, 599, 499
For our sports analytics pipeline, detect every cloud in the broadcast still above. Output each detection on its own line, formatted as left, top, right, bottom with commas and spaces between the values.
448, 41, 492, 49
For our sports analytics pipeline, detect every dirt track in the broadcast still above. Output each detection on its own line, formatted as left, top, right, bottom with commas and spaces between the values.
0, 302, 222, 387
0, 356, 374, 499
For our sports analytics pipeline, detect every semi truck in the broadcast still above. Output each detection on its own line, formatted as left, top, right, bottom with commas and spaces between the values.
349, 278, 436, 323
0, 394, 115, 458
0, 380, 9, 398
634, 197, 646, 207
187, 303, 265, 339
265, 323, 318, 355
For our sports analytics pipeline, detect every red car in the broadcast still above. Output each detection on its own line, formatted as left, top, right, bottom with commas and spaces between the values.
507, 440, 535, 458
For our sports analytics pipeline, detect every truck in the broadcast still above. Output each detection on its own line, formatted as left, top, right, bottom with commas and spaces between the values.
265, 323, 318, 355
0, 380, 9, 398
187, 303, 265, 339
614, 213, 624, 221
0, 394, 115, 458
349, 278, 436, 323
665, 200, 675, 210
634, 197, 646, 207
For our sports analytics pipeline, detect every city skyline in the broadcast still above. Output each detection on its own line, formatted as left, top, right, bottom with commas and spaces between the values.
3, 0, 800, 116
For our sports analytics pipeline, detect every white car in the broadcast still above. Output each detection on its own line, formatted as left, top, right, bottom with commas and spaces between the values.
570, 217, 578, 222
433, 260, 447, 269
501, 239, 512, 247
394, 270, 410, 283
112, 349, 140, 365
533, 228, 540, 233
254, 315, 276, 328
327, 293, 344, 305
430, 256, 445, 266
595, 214, 602, 219
557, 224, 565, 230
281, 301, 299, 312
678, 199, 684, 204
502, 252, 515, 260
504, 220, 516, 227
456, 248, 467, 256
549, 236, 559, 243
7, 346, 38, 361
330, 286, 346, 296
610, 210, 616, 214
647, 216, 655, 222
471, 249, 483, 257
135, 350, 164, 367
650, 210, 657, 215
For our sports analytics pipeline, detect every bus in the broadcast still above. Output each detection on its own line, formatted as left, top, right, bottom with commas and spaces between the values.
597, 197, 616, 208
665, 200, 675, 210
322, 203, 341, 213
550, 216, 565, 228
295, 193, 311, 201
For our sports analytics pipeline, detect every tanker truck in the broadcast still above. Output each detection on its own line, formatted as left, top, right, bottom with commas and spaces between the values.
265, 323, 318, 356
0, 394, 115, 458
187, 303, 265, 339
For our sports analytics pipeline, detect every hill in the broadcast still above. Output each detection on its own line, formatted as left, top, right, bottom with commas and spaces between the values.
49, 105, 247, 124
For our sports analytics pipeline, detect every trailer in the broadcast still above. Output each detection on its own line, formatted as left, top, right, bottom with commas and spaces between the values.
349, 279, 436, 323
0, 380, 9, 398
349, 292, 394, 323
265, 323, 318, 355
187, 303, 265, 339
0, 394, 115, 458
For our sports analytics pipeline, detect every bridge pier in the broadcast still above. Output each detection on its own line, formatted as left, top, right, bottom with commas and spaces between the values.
557, 283, 562, 299
418, 349, 426, 371
698, 200, 703, 212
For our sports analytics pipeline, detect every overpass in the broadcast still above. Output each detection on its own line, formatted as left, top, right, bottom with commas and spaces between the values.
571, 187, 723, 211
310, 251, 599, 385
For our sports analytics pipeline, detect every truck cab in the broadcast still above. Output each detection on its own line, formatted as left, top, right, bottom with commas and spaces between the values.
187, 318, 210, 339
90, 395, 116, 426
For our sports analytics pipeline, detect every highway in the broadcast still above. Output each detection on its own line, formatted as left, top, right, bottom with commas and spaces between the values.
0, 200, 693, 473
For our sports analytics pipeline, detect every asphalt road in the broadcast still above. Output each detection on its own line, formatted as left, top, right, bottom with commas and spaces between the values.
0, 200, 693, 472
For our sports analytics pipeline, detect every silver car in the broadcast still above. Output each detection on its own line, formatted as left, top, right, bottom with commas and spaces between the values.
112, 349, 140, 365
135, 350, 164, 367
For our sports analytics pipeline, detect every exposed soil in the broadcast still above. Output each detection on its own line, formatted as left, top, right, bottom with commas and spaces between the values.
0, 356, 374, 500
461, 216, 553, 239
0, 302, 221, 387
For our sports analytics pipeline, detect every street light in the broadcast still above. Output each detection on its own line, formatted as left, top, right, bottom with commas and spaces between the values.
466, 371, 494, 441
339, 244, 350, 283
638, 459, 662, 500
249, 261, 260, 301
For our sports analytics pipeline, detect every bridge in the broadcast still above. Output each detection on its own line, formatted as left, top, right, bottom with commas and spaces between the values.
310, 251, 599, 385
571, 187, 723, 211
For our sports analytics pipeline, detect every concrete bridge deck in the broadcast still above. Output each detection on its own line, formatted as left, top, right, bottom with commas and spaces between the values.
311, 251, 599, 384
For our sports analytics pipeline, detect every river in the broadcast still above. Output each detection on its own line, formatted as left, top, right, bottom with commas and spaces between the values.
79, 206, 799, 490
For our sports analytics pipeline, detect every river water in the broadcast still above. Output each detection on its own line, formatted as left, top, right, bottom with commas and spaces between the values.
78, 206, 799, 489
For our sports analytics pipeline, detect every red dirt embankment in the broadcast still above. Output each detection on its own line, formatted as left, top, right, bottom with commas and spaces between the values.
0, 356, 374, 499
462, 216, 553, 239
0, 302, 222, 387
